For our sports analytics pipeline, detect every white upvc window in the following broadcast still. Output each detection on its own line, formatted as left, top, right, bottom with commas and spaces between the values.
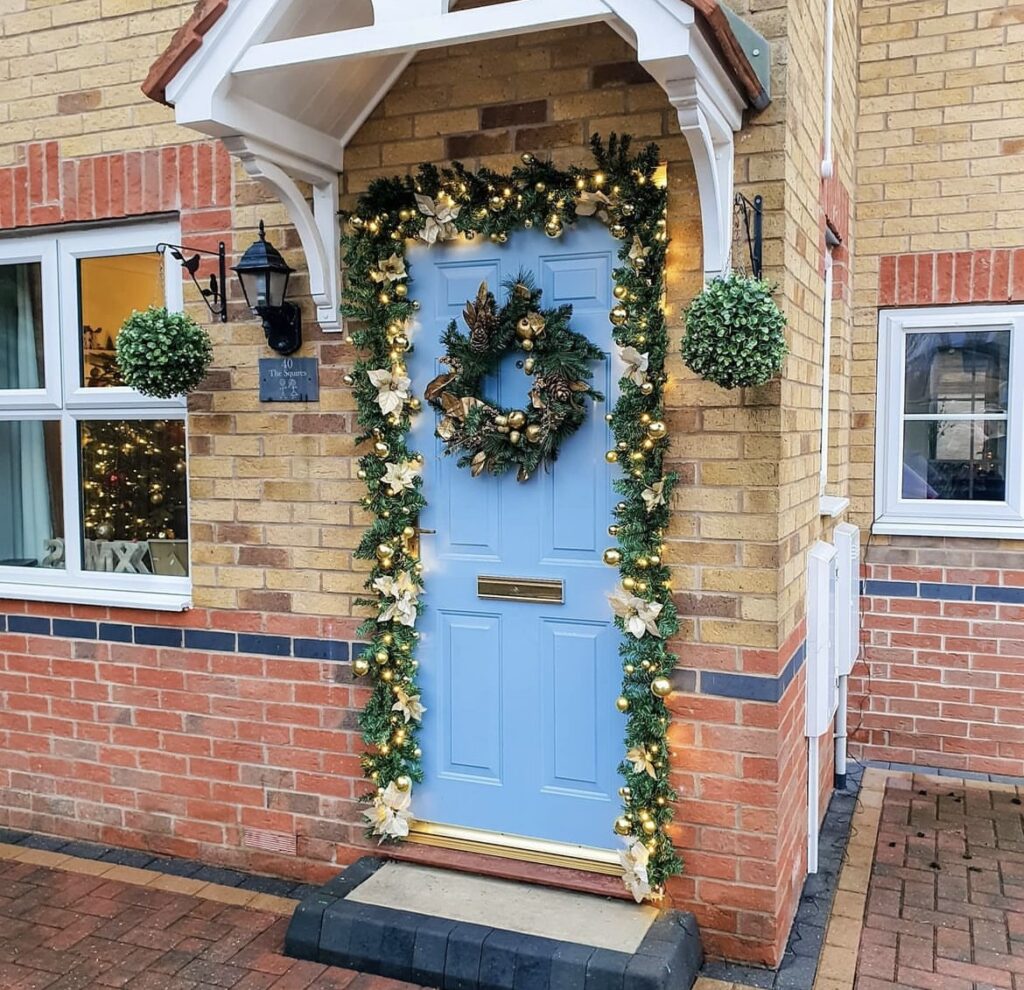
0, 220, 192, 610
875, 304, 1024, 539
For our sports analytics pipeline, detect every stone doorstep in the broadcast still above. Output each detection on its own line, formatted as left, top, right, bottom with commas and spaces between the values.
285, 857, 704, 990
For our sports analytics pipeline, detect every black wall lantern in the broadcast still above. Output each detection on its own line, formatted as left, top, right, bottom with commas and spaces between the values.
232, 221, 302, 355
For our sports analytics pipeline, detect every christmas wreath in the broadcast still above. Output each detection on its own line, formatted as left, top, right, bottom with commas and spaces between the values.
424, 274, 605, 483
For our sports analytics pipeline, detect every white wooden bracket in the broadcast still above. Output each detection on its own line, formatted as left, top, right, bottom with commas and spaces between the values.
665, 78, 737, 281
222, 136, 341, 331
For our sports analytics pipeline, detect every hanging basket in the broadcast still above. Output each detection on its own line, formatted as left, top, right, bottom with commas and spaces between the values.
115, 307, 214, 399
681, 272, 787, 389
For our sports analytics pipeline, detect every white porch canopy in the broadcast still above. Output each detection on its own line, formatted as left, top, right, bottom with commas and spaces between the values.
147, 0, 769, 330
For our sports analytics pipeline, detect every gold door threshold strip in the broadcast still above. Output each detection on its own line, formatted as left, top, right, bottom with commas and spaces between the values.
407, 820, 622, 876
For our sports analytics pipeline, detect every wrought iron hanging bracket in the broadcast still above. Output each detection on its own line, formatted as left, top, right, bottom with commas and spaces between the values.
734, 193, 763, 280
156, 240, 228, 323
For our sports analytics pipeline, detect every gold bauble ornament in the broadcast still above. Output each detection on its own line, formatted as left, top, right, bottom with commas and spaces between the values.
381, 669, 394, 682
523, 357, 536, 374
618, 786, 632, 799
544, 218, 563, 238
610, 223, 628, 239
613, 284, 628, 300
402, 526, 416, 540
536, 182, 547, 192
375, 650, 389, 664
521, 338, 534, 351
624, 664, 635, 674
408, 398, 422, 412
617, 441, 628, 451
649, 554, 661, 566
379, 292, 391, 305
602, 548, 622, 567
640, 381, 655, 396
393, 334, 410, 351
651, 677, 672, 698
638, 809, 651, 822
508, 430, 521, 445
647, 421, 668, 441
642, 439, 655, 452
636, 556, 649, 569
622, 576, 636, 590
382, 633, 393, 645
508, 410, 526, 429
395, 775, 412, 792
357, 469, 367, 480
395, 283, 409, 299
343, 373, 355, 387
373, 441, 391, 459
640, 413, 652, 425
642, 819, 658, 835
608, 525, 619, 537
614, 817, 632, 836
379, 743, 390, 756
615, 696, 630, 713
521, 153, 536, 165
637, 581, 648, 592
616, 501, 627, 512
525, 424, 542, 443
489, 195, 505, 211
609, 305, 628, 326
376, 543, 395, 560
628, 451, 644, 463
413, 747, 423, 759
605, 450, 619, 463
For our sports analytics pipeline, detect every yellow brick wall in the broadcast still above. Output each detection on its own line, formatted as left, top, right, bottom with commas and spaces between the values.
851, 0, 1024, 531
0, 0, 199, 165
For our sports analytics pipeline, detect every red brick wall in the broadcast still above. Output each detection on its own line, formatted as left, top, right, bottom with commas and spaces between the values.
851, 559, 1024, 777
0, 601, 367, 884
0, 139, 233, 259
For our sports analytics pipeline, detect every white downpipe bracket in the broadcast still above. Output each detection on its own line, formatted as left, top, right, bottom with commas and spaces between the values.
224, 137, 342, 332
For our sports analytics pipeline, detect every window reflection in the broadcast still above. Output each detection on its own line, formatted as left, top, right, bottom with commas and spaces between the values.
79, 253, 163, 388
0, 420, 64, 568
0, 262, 44, 391
901, 330, 1010, 502
80, 420, 189, 575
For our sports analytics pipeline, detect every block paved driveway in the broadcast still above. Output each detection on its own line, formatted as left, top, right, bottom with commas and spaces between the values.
855, 775, 1024, 990
0, 858, 423, 990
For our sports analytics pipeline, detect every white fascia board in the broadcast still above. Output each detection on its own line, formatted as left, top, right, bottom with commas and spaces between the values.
234, 0, 611, 76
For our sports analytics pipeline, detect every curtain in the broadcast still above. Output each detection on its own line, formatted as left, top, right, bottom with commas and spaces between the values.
0, 264, 54, 565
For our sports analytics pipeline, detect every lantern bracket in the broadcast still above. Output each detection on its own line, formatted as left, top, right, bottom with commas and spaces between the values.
734, 192, 763, 280
155, 241, 228, 323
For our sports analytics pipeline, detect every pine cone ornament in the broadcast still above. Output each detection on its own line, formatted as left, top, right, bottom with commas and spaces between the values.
464, 281, 498, 352
548, 374, 573, 403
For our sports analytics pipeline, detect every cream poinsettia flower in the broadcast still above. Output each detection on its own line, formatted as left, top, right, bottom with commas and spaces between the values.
364, 781, 413, 842
608, 587, 664, 640
416, 193, 461, 244
374, 572, 420, 627
382, 460, 419, 496
629, 235, 650, 266
619, 345, 650, 387
370, 253, 408, 284
392, 687, 426, 724
642, 479, 667, 514
619, 838, 661, 903
367, 368, 411, 416
626, 746, 657, 779
575, 190, 613, 223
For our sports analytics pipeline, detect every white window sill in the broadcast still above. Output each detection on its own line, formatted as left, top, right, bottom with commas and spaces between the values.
0, 582, 192, 612
819, 495, 850, 518
873, 519, 1024, 541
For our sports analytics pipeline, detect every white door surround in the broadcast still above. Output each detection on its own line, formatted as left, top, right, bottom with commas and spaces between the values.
145, 0, 769, 328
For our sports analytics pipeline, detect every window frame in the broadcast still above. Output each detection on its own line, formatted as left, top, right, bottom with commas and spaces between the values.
875, 303, 1024, 539
0, 219, 191, 610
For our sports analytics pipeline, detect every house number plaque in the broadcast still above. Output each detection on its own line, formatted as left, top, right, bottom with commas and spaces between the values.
477, 576, 564, 604
259, 357, 319, 402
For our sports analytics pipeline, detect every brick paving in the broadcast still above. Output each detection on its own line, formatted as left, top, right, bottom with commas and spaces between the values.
0, 859, 422, 990
854, 775, 1024, 990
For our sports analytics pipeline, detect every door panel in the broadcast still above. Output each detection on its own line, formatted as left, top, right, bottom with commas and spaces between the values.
407, 223, 623, 850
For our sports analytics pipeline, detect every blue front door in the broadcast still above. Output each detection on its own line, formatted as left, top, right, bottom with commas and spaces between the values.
406, 222, 624, 850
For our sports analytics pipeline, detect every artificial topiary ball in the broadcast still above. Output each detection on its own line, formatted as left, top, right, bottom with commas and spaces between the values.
681, 272, 788, 389
115, 307, 213, 399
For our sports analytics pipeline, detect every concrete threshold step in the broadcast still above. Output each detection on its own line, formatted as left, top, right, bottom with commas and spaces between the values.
285, 857, 703, 990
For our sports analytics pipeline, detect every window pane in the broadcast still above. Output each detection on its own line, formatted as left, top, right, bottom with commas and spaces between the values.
902, 419, 1007, 501
0, 420, 65, 568
80, 419, 189, 576
79, 252, 163, 388
0, 262, 45, 390
904, 330, 1010, 415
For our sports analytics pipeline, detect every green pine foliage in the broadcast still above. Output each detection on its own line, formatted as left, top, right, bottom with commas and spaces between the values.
681, 271, 788, 389
342, 134, 683, 890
